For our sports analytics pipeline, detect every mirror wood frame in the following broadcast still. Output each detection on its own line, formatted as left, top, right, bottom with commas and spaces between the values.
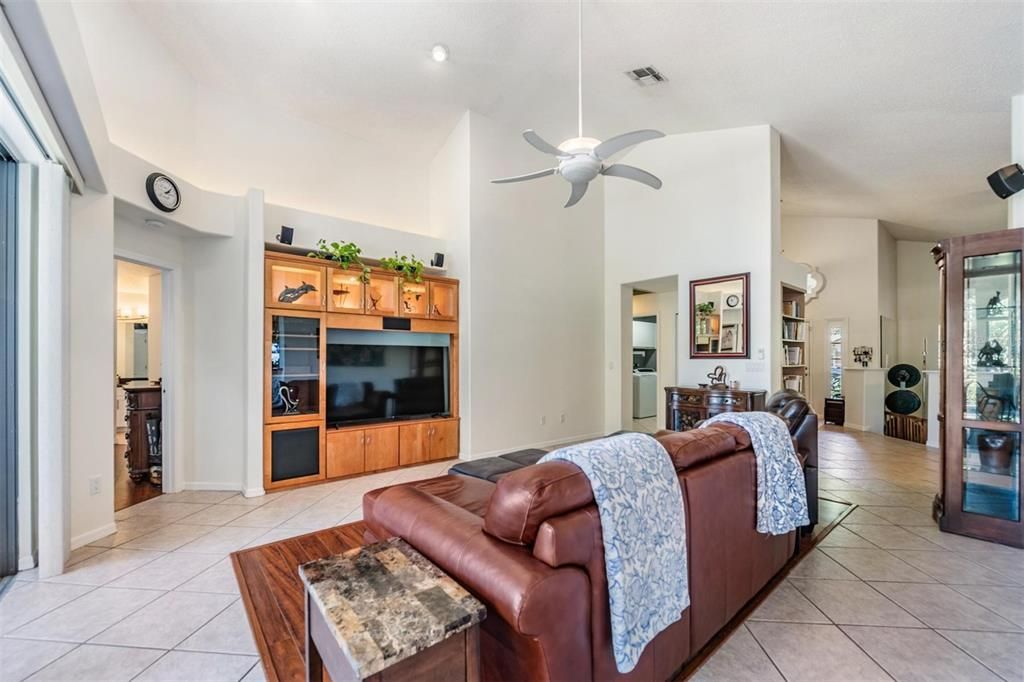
689, 272, 750, 359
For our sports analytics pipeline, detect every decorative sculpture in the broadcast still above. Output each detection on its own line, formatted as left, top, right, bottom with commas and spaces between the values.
977, 340, 1006, 367
278, 383, 300, 415
706, 365, 727, 387
853, 346, 873, 367
278, 281, 317, 303
986, 291, 1003, 314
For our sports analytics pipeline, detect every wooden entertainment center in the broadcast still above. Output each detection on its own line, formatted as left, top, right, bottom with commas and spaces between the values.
263, 249, 460, 491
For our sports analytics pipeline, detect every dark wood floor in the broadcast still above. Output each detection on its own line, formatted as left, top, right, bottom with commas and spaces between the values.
114, 443, 162, 511
232, 522, 372, 682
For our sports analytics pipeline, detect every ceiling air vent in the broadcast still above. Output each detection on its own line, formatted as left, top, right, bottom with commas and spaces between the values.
625, 66, 667, 86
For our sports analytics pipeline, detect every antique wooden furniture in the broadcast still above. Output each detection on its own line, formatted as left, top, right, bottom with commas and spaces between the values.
664, 385, 766, 431
300, 538, 484, 682
264, 249, 460, 491
934, 228, 1023, 548
123, 384, 161, 484
781, 283, 808, 393
690, 272, 750, 358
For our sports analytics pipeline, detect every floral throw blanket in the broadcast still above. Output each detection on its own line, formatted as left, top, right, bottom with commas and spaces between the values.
539, 433, 689, 673
701, 412, 810, 535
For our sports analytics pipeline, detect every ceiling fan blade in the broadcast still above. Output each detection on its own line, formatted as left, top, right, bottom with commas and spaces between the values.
594, 129, 665, 160
601, 163, 663, 190
491, 168, 557, 184
564, 181, 588, 208
523, 130, 566, 156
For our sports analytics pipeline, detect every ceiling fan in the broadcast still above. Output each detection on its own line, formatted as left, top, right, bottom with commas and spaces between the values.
491, 0, 665, 207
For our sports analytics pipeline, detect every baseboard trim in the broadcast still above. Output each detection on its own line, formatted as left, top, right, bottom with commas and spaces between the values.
18, 554, 35, 571
465, 431, 607, 461
243, 487, 265, 498
184, 482, 245, 492
70, 522, 117, 550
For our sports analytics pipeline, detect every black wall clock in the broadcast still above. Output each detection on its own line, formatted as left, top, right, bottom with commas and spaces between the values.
145, 172, 181, 213
726, 294, 740, 308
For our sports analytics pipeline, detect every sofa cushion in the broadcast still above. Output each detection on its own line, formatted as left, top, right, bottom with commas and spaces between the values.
483, 461, 594, 546
655, 427, 738, 470
449, 457, 524, 482
364, 474, 496, 524
499, 449, 547, 466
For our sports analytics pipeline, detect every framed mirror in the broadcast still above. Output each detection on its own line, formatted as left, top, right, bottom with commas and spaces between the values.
690, 272, 749, 358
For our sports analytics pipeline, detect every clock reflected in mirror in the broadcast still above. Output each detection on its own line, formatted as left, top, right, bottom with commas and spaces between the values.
145, 172, 181, 213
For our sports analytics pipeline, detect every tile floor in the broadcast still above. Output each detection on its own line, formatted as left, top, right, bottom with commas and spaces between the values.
0, 459, 456, 681
693, 426, 1024, 682
4, 429, 1023, 681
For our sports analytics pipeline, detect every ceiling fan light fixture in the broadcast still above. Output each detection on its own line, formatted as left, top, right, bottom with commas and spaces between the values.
557, 136, 602, 153
431, 43, 449, 63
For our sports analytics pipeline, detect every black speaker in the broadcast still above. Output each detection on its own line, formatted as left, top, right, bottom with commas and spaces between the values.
430, 252, 445, 268
987, 164, 1024, 199
276, 226, 294, 245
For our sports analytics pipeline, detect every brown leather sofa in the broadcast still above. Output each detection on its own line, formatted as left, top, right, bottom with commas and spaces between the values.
764, 389, 819, 529
363, 425, 796, 682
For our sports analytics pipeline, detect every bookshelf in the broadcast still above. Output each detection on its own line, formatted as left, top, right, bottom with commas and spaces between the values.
782, 284, 808, 393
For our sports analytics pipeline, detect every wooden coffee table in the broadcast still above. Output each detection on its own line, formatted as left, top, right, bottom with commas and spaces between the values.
299, 537, 486, 682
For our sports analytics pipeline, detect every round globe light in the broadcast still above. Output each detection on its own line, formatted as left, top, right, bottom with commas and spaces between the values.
431, 44, 449, 63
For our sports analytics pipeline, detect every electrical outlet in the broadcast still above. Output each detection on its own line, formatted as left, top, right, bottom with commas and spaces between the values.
540, 416, 547, 426
560, 413, 566, 424
88, 476, 101, 496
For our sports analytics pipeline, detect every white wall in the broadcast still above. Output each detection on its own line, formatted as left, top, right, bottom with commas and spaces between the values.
68, 190, 115, 547
877, 224, 898, 367
73, 2, 431, 235
604, 125, 780, 431
148, 272, 162, 381
782, 217, 883, 413
896, 241, 940, 368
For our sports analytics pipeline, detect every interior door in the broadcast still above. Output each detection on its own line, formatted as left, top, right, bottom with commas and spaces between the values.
0, 158, 17, 578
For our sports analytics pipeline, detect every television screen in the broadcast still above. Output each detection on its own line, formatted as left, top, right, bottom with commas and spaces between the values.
326, 332, 450, 426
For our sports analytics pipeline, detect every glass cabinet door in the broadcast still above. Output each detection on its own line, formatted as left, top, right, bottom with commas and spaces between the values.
266, 260, 325, 311
327, 269, 366, 314
269, 314, 321, 420
961, 250, 1021, 521
365, 275, 399, 316
399, 281, 429, 318
429, 282, 458, 320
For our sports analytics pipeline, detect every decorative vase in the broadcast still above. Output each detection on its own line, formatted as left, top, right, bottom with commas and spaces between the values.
977, 433, 1014, 474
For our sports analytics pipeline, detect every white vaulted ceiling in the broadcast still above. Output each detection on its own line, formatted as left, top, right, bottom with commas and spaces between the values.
76, 1, 1022, 239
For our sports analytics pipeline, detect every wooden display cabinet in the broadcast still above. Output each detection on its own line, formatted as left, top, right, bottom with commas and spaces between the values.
327, 269, 366, 314
935, 229, 1024, 548
264, 420, 325, 491
400, 281, 429, 318
429, 281, 458, 321
365, 274, 400, 316
327, 425, 401, 478
399, 419, 459, 466
266, 258, 326, 311
265, 310, 325, 424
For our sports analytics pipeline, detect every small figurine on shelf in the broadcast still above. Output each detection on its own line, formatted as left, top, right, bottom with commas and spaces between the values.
368, 288, 383, 312
278, 281, 317, 303
986, 291, 1003, 314
707, 365, 727, 387
853, 346, 873, 367
278, 384, 300, 415
978, 340, 1006, 367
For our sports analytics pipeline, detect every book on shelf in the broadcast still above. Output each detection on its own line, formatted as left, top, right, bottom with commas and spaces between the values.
783, 375, 804, 392
783, 320, 807, 341
783, 300, 801, 317
784, 345, 803, 365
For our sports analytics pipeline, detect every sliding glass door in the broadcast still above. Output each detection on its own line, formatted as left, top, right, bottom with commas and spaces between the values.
0, 157, 17, 579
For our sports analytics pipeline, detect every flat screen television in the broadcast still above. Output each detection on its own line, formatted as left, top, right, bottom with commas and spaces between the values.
326, 331, 450, 427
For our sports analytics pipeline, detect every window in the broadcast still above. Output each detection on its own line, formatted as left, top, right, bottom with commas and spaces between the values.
829, 322, 844, 398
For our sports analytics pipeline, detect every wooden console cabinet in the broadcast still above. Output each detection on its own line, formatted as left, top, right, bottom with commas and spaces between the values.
123, 385, 162, 483
263, 249, 461, 491
665, 386, 767, 431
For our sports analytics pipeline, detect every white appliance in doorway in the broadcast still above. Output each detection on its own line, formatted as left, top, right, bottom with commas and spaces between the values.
632, 368, 657, 419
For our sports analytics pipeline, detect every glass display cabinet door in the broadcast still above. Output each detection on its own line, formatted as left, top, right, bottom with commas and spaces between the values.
326, 269, 366, 314
960, 250, 1021, 524
429, 281, 458, 320
399, 281, 429, 318
365, 275, 399, 316
267, 312, 323, 422
265, 259, 325, 311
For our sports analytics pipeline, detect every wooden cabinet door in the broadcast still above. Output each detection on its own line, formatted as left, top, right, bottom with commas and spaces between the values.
399, 423, 430, 466
265, 259, 326, 311
326, 430, 364, 479
364, 427, 399, 471
399, 281, 429, 318
429, 420, 459, 461
429, 282, 458, 321
326, 269, 366, 314
365, 275, 400, 316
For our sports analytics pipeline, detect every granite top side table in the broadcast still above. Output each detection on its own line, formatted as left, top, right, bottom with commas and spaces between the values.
299, 537, 486, 682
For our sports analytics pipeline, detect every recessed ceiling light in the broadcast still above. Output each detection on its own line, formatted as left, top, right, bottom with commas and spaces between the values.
145, 218, 165, 229
431, 44, 449, 63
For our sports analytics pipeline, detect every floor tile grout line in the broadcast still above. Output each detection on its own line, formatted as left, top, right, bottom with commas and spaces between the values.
932, 628, 1017, 682
941, 583, 1024, 631
2, 582, 103, 636
740, 622, 789, 681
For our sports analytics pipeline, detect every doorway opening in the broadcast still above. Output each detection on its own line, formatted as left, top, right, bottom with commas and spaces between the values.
114, 259, 163, 510
624, 277, 678, 434
0, 158, 17, 583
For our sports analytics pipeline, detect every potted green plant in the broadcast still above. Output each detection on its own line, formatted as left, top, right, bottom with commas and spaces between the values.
379, 252, 425, 283
308, 239, 371, 283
